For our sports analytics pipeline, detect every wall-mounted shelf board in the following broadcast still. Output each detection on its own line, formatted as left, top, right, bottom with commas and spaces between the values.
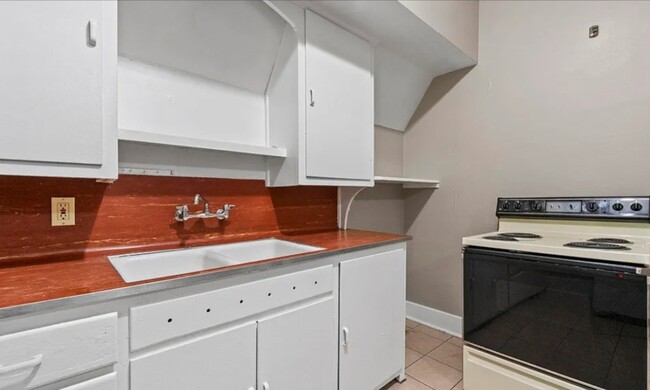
374, 176, 440, 189
118, 129, 287, 158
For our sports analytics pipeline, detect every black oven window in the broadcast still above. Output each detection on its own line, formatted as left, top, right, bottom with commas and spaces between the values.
464, 248, 647, 390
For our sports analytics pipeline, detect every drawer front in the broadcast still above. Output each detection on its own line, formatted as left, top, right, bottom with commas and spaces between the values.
463, 347, 585, 390
131, 265, 333, 350
61, 373, 117, 390
0, 313, 118, 390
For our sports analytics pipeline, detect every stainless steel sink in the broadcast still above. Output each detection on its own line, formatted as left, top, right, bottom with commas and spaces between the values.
108, 238, 323, 283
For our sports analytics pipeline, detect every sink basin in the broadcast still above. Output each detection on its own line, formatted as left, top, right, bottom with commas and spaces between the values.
108, 238, 324, 283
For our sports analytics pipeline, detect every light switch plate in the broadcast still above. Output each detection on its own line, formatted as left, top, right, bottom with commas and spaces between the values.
51, 197, 75, 226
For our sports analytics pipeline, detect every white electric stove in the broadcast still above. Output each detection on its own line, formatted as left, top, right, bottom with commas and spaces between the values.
462, 196, 649, 390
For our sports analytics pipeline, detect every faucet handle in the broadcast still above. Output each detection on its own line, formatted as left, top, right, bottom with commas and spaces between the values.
216, 204, 235, 220
175, 205, 189, 222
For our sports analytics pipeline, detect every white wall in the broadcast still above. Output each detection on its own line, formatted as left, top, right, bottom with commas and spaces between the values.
404, 1, 650, 316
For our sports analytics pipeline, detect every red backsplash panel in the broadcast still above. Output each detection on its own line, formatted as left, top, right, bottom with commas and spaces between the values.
0, 175, 337, 263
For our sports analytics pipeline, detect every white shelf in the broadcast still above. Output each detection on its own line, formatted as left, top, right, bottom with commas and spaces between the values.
374, 176, 440, 189
118, 129, 287, 158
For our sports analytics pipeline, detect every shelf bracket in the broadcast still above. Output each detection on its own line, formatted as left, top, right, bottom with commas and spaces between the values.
339, 187, 368, 230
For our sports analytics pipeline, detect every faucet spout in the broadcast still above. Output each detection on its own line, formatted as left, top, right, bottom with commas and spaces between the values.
193, 194, 210, 213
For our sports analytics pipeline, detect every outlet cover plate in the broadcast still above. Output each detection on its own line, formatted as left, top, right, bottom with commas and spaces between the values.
51, 197, 75, 226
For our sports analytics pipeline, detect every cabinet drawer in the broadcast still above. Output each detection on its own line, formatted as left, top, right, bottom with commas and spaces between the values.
61, 373, 117, 390
131, 265, 333, 350
0, 313, 118, 390
464, 347, 585, 390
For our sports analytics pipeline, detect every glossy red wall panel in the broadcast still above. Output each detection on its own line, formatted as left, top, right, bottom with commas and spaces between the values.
0, 175, 337, 263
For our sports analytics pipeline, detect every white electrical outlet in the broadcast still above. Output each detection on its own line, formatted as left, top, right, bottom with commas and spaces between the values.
51, 197, 75, 226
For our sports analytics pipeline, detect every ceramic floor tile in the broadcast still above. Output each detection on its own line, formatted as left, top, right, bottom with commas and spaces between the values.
451, 379, 463, 390
383, 376, 433, 390
406, 329, 445, 354
428, 342, 463, 371
413, 324, 453, 341
407, 356, 463, 390
406, 347, 424, 367
406, 318, 420, 329
448, 336, 464, 347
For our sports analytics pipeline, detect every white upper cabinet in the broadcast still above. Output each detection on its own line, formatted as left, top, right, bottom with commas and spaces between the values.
304, 11, 374, 182
0, 1, 117, 178
295, 0, 478, 132
266, 2, 375, 187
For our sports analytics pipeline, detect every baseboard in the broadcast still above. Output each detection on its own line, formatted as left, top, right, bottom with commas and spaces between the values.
406, 301, 462, 337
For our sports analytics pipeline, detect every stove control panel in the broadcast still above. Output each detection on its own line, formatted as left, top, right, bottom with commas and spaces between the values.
497, 197, 650, 221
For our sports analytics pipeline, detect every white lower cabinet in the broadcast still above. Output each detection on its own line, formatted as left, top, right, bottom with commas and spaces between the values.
258, 298, 336, 390
130, 322, 257, 389
129, 265, 338, 390
1, 244, 406, 390
0, 313, 118, 390
339, 248, 406, 390
130, 300, 336, 390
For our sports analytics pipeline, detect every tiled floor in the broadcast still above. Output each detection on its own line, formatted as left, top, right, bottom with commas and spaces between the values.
382, 319, 464, 390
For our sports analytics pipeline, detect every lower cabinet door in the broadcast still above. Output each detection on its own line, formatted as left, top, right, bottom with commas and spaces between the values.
130, 321, 256, 390
339, 248, 406, 390
257, 298, 337, 390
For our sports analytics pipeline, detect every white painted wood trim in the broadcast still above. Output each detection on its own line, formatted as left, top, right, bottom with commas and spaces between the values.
374, 176, 440, 189
119, 129, 287, 158
405, 301, 462, 337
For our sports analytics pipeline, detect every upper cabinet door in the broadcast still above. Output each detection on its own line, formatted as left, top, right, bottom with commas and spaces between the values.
0, 1, 115, 174
257, 298, 337, 390
305, 10, 374, 182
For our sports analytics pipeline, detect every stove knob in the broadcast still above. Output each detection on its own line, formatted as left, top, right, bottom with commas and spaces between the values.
586, 202, 599, 212
530, 201, 542, 211
514, 202, 522, 210
502, 201, 510, 210
612, 203, 624, 211
631, 203, 643, 212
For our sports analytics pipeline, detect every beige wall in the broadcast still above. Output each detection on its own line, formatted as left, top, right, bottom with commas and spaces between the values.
404, 1, 650, 316
346, 126, 405, 234
399, 0, 478, 61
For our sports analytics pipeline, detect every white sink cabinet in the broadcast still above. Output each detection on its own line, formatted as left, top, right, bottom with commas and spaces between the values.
0, 242, 406, 390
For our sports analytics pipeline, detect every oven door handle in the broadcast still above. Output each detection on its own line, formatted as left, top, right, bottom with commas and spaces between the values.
464, 246, 647, 277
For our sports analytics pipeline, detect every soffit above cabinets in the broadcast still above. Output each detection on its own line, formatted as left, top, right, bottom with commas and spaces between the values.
118, 0, 286, 94
292, 0, 478, 131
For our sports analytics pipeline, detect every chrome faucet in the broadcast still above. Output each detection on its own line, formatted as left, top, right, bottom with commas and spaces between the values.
175, 193, 235, 222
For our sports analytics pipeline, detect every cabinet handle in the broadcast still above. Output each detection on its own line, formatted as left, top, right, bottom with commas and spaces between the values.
0, 354, 43, 376
309, 89, 315, 107
262, 382, 270, 390
87, 20, 98, 47
342, 327, 350, 346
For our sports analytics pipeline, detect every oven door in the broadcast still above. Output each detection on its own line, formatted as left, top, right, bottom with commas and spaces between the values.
463, 246, 647, 390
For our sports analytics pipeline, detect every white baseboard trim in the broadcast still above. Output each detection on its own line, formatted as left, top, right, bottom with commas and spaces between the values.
406, 301, 462, 337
